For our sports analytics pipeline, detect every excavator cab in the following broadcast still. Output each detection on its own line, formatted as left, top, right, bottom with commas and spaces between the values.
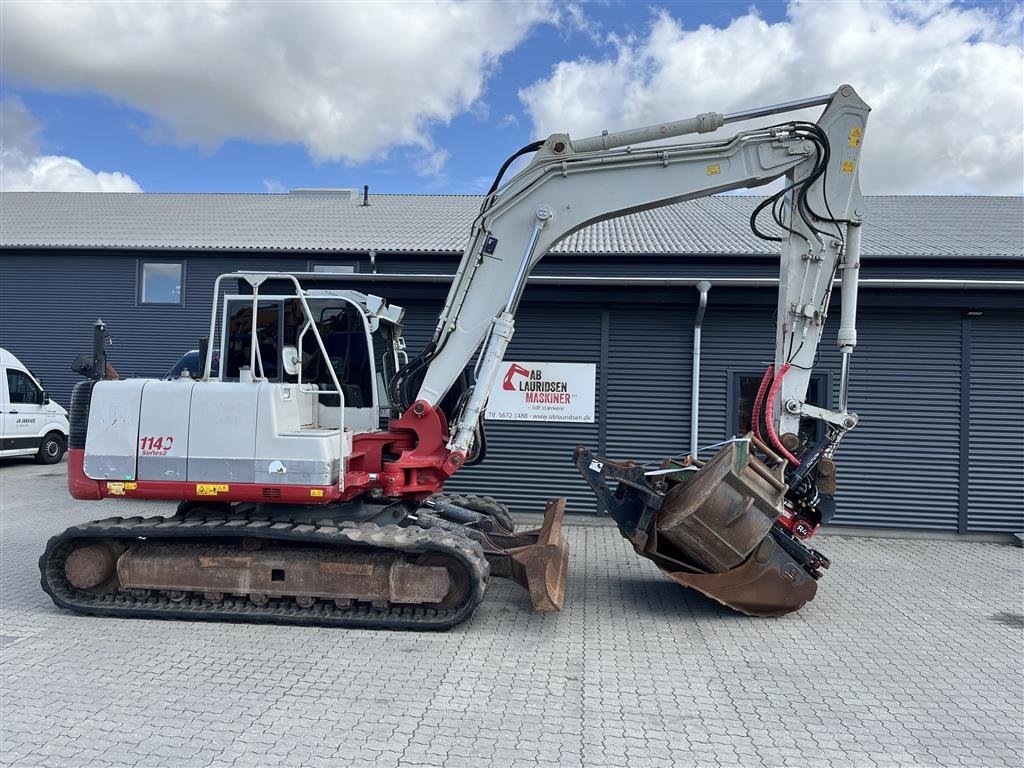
218, 278, 406, 435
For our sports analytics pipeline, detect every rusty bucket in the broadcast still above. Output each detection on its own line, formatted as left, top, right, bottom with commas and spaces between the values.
646, 439, 819, 616
662, 535, 818, 617
656, 438, 785, 572
486, 498, 569, 612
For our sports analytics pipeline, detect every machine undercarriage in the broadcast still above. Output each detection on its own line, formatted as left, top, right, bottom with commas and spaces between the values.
42, 494, 567, 630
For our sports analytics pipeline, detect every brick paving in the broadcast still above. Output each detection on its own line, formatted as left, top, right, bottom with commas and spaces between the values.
1, 458, 1022, 768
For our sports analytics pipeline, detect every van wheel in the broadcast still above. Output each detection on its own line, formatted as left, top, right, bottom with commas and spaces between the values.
36, 432, 66, 465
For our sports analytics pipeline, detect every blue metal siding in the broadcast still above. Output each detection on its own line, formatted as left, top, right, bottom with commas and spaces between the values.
2, 248, 1020, 531
0, 251, 315, 406
832, 309, 962, 530
605, 303, 693, 463
680, 303, 962, 530
967, 310, 1024, 531
442, 303, 604, 516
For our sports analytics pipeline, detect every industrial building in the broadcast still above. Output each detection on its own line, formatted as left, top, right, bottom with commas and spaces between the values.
1, 190, 1021, 532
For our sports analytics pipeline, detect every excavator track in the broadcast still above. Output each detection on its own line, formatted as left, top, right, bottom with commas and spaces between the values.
40, 515, 488, 631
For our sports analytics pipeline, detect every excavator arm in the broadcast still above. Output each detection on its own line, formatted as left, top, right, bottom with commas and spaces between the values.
395, 85, 869, 466
387, 85, 870, 616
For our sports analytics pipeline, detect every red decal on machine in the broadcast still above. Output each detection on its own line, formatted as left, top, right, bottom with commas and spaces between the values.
140, 435, 175, 456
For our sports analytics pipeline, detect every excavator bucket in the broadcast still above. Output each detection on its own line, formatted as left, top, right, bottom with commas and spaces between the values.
662, 535, 817, 617
485, 498, 569, 612
655, 438, 783, 572
574, 438, 826, 617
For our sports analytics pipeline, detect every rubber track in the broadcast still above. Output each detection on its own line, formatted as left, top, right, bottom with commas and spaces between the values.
40, 516, 489, 631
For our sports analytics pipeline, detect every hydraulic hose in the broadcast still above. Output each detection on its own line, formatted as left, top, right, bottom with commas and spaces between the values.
751, 365, 774, 444
764, 363, 801, 467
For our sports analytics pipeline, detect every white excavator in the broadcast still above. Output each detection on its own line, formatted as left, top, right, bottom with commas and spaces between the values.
42, 85, 870, 629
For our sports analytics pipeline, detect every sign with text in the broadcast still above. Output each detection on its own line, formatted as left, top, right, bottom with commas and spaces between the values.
486, 361, 595, 423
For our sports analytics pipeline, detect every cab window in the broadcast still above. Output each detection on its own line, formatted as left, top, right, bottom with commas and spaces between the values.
224, 301, 281, 380
285, 299, 373, 409
7, 370, 43, 405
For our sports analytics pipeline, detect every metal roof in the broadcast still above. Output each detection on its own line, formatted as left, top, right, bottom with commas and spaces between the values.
1, 191, 1021, 259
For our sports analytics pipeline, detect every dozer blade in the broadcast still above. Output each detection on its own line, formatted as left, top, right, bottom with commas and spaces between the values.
486, 497, 569, 612
574, 439, 826, 617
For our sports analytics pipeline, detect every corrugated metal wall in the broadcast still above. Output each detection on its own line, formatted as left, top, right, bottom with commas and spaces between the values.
605, 305, 693, 463
833, 308, 962, 530
433, 303, 604, 515
967, 310, 1024, 532
0, 252, 304, 404
411, 296, 969, 528
2, 248, 1021, 531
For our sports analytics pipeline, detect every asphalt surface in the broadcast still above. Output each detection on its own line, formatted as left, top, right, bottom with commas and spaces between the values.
1, 457, 1022, 768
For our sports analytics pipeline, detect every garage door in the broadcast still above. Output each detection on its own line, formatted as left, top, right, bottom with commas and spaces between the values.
967, 310, 1024, 532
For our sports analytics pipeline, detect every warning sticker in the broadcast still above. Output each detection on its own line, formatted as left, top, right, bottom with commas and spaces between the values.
196, 484, 230, 496
107, 482, 138, 496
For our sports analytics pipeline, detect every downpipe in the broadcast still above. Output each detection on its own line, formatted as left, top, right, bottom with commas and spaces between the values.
690, 281, 711, 458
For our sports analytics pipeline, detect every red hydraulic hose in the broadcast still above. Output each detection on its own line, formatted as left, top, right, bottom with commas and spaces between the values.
751, 365, 774, 443
765, 363, 801, 467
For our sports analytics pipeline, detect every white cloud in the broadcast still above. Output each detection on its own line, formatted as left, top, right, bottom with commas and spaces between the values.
1, 0, 556, 177
0, 98, 142, 192
262, 178, 287, 193
520, 1, 1024, 195
413, 148, 450, 178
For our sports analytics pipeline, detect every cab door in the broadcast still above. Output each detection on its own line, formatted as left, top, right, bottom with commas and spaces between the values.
1, 367, 47, 454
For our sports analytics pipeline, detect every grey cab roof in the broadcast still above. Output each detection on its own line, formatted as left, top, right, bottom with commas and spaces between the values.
0, 190, 1021, 259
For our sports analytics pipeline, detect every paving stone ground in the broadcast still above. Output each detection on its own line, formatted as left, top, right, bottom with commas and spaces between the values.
1, 458, 1022, 768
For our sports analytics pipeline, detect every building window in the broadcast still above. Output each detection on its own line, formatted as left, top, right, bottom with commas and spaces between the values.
729, 370, 828, 448
7, 370, 43, 405
310, 263, 358, 274
140, 262, 184, 304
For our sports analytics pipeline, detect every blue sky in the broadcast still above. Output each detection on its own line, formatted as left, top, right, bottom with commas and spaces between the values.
2, 1, 1021, 196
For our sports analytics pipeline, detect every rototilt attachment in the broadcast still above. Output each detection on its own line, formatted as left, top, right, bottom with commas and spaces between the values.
573, 437, 830, 617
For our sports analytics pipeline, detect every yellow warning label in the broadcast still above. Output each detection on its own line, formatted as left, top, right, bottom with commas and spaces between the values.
841, 159, 856, 173
108, 482, 137, 495
310, 488, 325, 498
196, 483, 230, 496
848, 127, 862, 148
705, 164, 721, 176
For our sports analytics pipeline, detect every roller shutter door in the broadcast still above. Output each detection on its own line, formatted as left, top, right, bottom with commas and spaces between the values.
832, 308, 962, 529
678, 303, 963, 530
605, 304, 693, 465
967, 310, 1024, 532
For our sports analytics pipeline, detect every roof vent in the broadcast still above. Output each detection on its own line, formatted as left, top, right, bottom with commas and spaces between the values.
289, 188, 357, 199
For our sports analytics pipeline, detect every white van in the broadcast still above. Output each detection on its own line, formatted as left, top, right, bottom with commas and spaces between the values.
0, 349, 69, 464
